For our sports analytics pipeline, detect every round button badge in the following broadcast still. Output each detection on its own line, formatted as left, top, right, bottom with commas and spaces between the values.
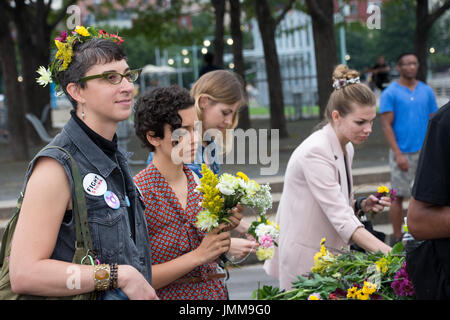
83, 173, 107, 196
104, 191, 120, 210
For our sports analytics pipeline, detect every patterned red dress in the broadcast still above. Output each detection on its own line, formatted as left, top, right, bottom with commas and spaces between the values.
133, 163, 228, 300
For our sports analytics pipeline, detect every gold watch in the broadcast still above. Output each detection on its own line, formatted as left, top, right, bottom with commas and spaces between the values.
93, 264, 110, 291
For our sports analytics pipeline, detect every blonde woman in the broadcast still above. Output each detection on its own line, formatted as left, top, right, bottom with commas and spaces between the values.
264, 65, 392, 290
190, 70, 258, 260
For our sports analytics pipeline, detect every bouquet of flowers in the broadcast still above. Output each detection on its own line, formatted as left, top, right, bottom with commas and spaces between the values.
253, 239, 414, 300
248, 215, 280, 261
375, 185, 397, 201
195, 164, 273, 232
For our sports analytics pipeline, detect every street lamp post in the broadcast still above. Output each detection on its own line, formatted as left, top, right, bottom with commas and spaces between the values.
176, 54, 183, 87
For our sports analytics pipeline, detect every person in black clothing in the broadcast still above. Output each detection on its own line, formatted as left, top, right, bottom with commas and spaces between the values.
199, 52, 222, 78
366, 55, 390, 91
406, 101, 450, 299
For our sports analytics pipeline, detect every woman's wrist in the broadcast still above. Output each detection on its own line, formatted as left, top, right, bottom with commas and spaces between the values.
355, 196, 367, 214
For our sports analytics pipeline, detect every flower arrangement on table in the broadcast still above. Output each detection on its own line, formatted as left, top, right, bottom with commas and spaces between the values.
253, 239, 414, 300
36, 25, 124, 91
195, 164, 277, 261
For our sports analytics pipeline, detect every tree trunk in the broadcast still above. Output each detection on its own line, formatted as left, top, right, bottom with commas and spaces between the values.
0, 12, 29, 160
229, 0, 251, 130
254, 0, 288, 138
211, 0, 225, 67
414, 0, 450, 82
14, 2, 52, 144
414, 0, 430, 82
306, 0, 337, 120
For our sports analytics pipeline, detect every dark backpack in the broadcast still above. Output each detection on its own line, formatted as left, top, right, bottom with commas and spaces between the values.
0, 146, 96, 300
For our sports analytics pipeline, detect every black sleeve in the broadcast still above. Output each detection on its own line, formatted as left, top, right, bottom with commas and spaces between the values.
412, 112, 450, 206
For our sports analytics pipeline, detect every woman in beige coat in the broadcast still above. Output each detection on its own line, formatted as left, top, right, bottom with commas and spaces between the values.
264, 65, 392, 290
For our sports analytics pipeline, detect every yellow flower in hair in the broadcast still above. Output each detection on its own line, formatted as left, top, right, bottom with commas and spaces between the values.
54, 39, 73, 71
74, 25, 90, 37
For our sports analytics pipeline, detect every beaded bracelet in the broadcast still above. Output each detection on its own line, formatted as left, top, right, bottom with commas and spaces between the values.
109, 263, 118, 290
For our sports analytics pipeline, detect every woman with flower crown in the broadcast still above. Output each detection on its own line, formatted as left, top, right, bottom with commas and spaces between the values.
264, 65, 392, 290
8, 26, 157, 299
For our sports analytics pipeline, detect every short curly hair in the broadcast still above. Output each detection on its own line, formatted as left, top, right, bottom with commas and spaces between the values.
134, 85, 195, 152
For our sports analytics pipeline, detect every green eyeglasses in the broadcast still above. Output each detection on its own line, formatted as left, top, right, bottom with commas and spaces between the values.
80, 68, 142, 84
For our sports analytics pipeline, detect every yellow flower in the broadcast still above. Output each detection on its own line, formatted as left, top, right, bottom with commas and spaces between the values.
347, 287, 358, 299
74, 25, 90, 37
236, 171, 249, 182
375, 257, 388, 274
356, 290, 370, 300
362, 281, 377, 295
256, 247, 274, 261
197, 164, 224, 222
320, 237, 326, 245
308, 294, 320, 300
377, 185, 390, 194
54, 39, 73, 71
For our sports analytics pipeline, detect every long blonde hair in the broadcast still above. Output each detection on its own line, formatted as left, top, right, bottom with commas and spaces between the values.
190, 70, 248, 154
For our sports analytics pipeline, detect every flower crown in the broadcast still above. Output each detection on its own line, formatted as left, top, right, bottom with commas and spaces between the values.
36, 26, 124, 92
332, 76, 360, 90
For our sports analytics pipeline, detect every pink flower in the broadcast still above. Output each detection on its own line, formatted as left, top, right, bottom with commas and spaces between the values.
259, 234, 274, 248
56, 30, 68, 42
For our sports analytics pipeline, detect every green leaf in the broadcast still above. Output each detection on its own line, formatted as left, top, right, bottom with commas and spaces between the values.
391, 241, 405, 255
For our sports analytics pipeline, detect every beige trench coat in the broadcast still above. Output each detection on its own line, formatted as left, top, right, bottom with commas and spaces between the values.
264, 123, 363, 290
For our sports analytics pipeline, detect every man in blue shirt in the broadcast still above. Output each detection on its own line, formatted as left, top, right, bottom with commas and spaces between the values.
380, 52, 438, 244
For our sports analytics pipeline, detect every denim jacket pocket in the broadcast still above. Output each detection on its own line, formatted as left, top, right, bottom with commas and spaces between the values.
86, 196, 124, 263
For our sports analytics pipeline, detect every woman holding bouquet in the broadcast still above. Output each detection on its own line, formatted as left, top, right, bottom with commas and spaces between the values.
264, 65, 392, 290
133, 85, 241, 299
145, 70, 257, 260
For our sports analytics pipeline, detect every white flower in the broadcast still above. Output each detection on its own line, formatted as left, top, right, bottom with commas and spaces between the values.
216, 173, 239, 196
196, 210, 219, 232
255, 223, 279, 239
245, 180, 260, 197
36, 66, 53, 87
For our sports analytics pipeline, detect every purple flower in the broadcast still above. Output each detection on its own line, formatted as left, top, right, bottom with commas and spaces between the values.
391, 262, 414, 297
56, 30, 68, 42
390, 189, 397, 201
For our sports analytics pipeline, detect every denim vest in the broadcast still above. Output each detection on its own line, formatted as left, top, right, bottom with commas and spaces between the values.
24, 117, 152, 284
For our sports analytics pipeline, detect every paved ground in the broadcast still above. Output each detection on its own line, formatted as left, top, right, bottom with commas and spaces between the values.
227, 264, 279, 300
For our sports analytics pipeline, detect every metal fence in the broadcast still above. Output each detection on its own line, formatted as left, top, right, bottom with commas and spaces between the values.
250, 53, 319, 121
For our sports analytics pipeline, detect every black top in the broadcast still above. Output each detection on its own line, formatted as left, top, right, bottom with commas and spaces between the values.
371, 63, 390, 89
70, 110, 118, 158
412, 101, 450, 206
